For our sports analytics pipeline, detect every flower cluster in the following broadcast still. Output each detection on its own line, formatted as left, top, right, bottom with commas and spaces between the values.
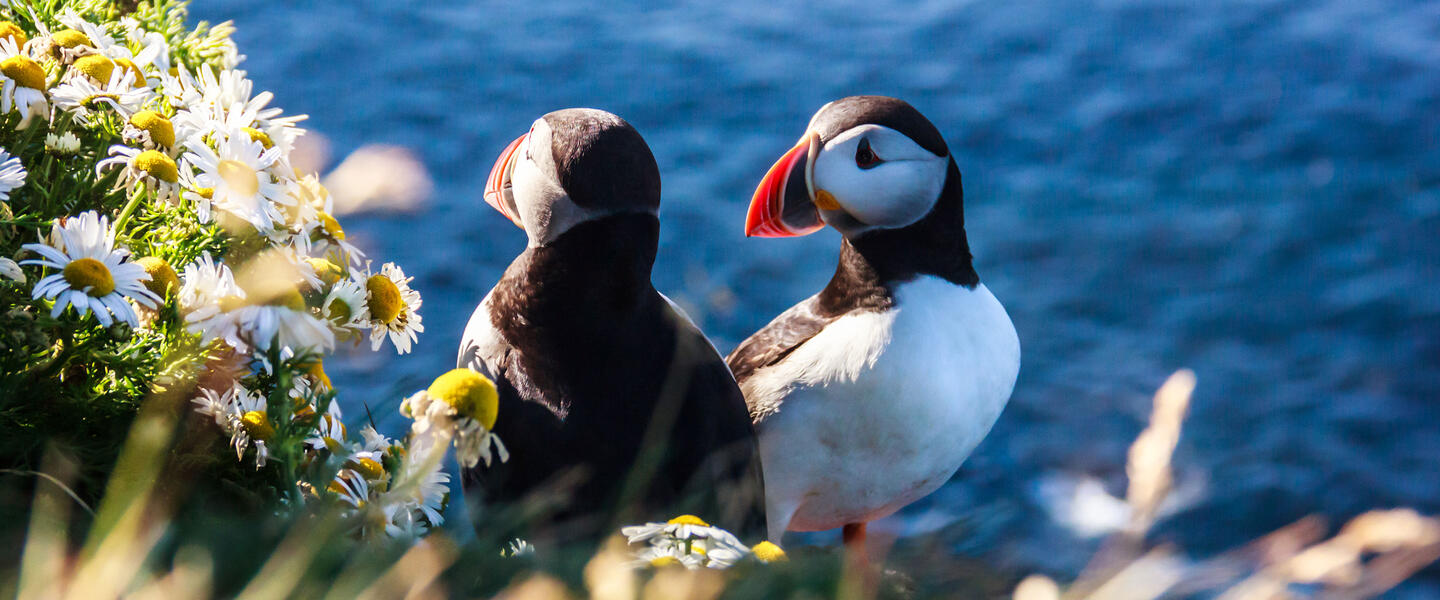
621, 515, 787, 569
0, 1, 448, 541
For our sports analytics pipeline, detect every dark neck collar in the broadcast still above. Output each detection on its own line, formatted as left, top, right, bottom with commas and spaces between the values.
496, 213, 659, 320
817, 158, 978, 315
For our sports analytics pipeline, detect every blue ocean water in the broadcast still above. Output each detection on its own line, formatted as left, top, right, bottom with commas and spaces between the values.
194, 0, 1440, 590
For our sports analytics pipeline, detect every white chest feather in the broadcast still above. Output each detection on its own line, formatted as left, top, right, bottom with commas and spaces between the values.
746, 278, 1020, 533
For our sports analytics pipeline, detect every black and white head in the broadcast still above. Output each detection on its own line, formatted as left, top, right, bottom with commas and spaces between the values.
746, 96, 953, 239
484, 108, 660, 247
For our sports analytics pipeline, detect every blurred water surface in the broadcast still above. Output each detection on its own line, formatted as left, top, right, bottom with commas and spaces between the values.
194, 0, 1440, 588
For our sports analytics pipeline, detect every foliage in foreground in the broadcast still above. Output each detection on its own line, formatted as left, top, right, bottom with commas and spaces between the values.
0, 0, 481, 542
6, 370, 1437, 599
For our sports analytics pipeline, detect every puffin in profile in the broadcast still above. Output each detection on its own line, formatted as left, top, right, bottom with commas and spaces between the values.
459, 109, 763, 540
728, 96, 1020, 551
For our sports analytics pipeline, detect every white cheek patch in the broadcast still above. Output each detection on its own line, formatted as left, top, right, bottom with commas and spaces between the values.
509, 146, 587, 248
812, 127, 948, 230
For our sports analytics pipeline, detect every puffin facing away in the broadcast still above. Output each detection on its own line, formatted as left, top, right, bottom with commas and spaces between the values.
459, 109, 763, 540
728, 96, 1020, 549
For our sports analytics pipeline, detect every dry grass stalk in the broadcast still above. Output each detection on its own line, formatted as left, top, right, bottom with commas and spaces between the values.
1019, 370, 1440, 600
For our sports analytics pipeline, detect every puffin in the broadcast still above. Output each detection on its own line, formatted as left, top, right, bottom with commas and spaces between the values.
458, 109, 764, 540
727, 96, 1020, 551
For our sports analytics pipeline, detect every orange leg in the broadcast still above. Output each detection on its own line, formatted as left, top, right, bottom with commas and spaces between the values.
842, 522, 868, 567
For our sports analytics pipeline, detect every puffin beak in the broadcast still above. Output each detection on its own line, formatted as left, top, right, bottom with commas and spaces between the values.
745, 132, 825, 237
483, 133, 527, 229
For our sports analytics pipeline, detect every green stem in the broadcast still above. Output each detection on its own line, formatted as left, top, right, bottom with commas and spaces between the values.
112, 186, 146, 232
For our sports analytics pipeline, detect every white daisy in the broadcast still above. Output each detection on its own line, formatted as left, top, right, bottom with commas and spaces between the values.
190, 384, 231, 426
45, 132, 81, 154
304, 401, 347, 453
168, 65, 305, 154
54, 12, 158, 92
621, 515, 750, 570
0, 257, 23, 283
0, 147, 26, 202
50, 67, 150, 125
120, 109, 176, 150
20, 211, 160, 327
357, 262, 423, 355
320, 275, 366, 334
178, 252, 334, 353
328, 468, 370, 508
502, 539, 536, 558
401, 369, 507, 469
631, 544, 704, 570
378, 450, 450, 537
621, 515, 735, 545
192, 381, 271, 469
182, 128, 290, 233
0, 39, 49, 127
95, 145, 181, 203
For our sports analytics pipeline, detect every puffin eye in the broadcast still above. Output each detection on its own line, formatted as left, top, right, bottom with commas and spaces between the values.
855, 138, 881, 169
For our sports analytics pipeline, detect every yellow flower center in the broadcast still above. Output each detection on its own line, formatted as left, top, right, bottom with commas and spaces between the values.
326, 297, 353, 324
114, 57, 144, 84
426, 368, 499, 430
308, 359, 333, 390
130, 111, 175, 148
134, 150, 179, 183
135, 256, 177, 298
62, 257, 115, 297
667, 514, 709, 527
0, 21, 28, 48
241, 410, 274, 441
218, 294, 248, 312
0, 56, 46, 91
305, 257, 343, 286
51, 29, 91, 50
317, 212, 345, 240
218, 159, 260, 197
71, 54, 114, 83
751, 541, 787, 562
649, 556, 680, 568
265, 285, 306, 311
243, 126, 274, 149
194, 187, 215, 199
365, 274, 403, 324
352, 457, 385, 480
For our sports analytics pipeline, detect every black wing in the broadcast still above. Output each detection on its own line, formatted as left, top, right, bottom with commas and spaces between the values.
725, 294, 836, 386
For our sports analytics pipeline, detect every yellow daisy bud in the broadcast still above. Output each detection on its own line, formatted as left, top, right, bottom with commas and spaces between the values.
114, 57, 144, 84
71, 54, 114, 83
0, 21, 28, 49
62, 257, 115, 297
306, 257, 344, 287
134, 150, 179, 183
265, 285, 306, 311
0, 56, 46, 91
51, 29, 91, 50
130, 110, 176, 148
352, 457, 385, 480
135, 256, 178, 298
217, 160, 261, 197
365, 274, 403, 323
241, 410, 275, 441
426, 368, 499, 429
307, 358, 333, 390
317, 212, 345, 240
751, 541, 787, 563
667, 514, 709, 527
243, 126, 273, 149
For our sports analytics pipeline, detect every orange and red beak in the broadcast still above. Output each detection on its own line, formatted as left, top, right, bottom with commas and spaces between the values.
483, 133, 527, 229
745, 132, 825, 237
